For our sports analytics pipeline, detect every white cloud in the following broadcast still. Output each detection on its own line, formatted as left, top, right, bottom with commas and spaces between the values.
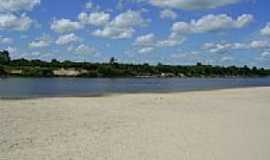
85, 2, 93, 9
93, 27, 134, 39
135, 33, 156, 46
85, 1, 100, 10
92, 10, 148, 39
147, 0, 241, 10
5, 46, 17, 55
202, 40, 270, 53
134, 33, 185, 49
51, 18, 82, 33
235, 14, 254, 28
202, 42, 235, 53
29, 35, 51, 48
250, 40, 269, 49
0, 36, 13, 44
261, 23, 270, 37
74, 44, 97, 55
0, 0, 40, 13
171, 14, 253, 36
157, 37, 185, 47
160, 9, 178, 20
0, 13, 32, 31
208, 44, 232, 53
56, 33, 80, 45
133, 33, 185, 54
79, 12, 110, 26
261, 51, 270, 58
138, 47, 154, 53
111, 10, 147, 28
221, 56, 234, 62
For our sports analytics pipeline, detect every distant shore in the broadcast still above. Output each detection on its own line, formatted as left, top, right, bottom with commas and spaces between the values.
1, 87, 270, 160
2, 50, 270, 78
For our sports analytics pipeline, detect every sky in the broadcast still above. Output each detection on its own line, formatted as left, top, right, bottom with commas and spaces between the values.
0, 0, 270, 68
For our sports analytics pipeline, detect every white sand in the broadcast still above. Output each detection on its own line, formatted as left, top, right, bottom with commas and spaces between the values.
1, 87, 270, 160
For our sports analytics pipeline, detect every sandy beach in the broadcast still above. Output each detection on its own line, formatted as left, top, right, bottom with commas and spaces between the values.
1, 87, 270, 160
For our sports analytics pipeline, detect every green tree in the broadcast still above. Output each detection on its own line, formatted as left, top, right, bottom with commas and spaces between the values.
0, 50, 11, 64
109, 57, 117, 64
0, 66, 7, 76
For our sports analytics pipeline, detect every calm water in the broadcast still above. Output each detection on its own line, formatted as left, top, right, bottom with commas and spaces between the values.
0, 77, 270, 98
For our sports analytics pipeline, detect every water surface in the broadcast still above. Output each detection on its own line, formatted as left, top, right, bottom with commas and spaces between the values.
0, 77, 270, 98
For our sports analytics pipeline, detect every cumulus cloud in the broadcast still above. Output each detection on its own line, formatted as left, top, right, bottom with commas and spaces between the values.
235, 14, 254, 28
74, 44, 97, 55
51, 19, 82, 33
111, 10, 147, 28
134, 33, 156, 46
0, 0, 40, 13
0, 0, 39, 33
202, 40, 270, 53
56, 33, 80, 45
147, 0, 241, 10
85, 1, 100, 10
138, 47, 155, 54
133, 33, 185, 54
250, 40, 270, 49
160, 9, 178, 20
93, 27, 134, 39
171, 14, 253, 37
5, 46, 17, 56
261, 23, 270, 36
202, 42, 236, 53
92, 10, 148, 39
261, 51, 270, 58
0, 36, 13, 44
79, 12, 110, 26
85, 2, 93, 9
221, 56, 234, 62
0, 13, 32, 31
135, 33, 185, 48
29, 35, 51, 48
157, 37, 185, 47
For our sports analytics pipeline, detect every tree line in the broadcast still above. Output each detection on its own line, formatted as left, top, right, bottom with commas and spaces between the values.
1, 50, 270, 78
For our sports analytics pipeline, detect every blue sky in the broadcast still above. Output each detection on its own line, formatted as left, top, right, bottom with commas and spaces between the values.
0, 0, 270, 68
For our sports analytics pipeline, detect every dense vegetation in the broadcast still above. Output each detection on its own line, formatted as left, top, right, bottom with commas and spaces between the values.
1, 50, 270, 78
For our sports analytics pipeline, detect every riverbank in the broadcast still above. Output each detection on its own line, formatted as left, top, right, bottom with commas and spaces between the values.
1, 87, 270, 160
1, 50, 270, 77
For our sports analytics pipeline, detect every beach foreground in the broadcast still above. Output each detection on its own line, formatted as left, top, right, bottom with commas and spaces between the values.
1, 87, 270, 160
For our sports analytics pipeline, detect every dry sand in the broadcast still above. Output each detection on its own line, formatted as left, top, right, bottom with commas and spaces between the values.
1, 87, 270, 160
